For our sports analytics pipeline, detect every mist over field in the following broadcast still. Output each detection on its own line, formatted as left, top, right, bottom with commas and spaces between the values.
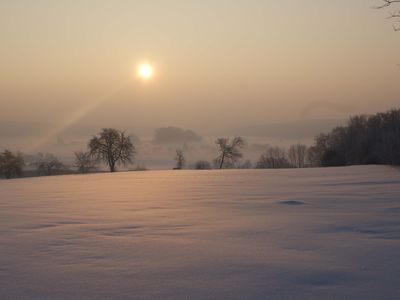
0, 118, 345, 169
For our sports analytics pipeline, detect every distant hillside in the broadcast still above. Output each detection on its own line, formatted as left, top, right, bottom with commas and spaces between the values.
228, 119, 345, 139
0, 119, 344, 143
0, 121, 154, 139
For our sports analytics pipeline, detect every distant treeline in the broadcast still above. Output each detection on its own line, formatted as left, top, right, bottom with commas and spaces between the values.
307, 108, 400, 167
1, 108, 399, 179
211, 108, 400, 169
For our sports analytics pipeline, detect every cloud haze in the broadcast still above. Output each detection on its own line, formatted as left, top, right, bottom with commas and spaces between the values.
0, 0, 399, 144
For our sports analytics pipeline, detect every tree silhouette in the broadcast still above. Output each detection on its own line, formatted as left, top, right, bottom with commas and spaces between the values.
308, 108, 400, 166
88, 128, 136, 172
256, 147, 291, 169
288, 143, 307, 168
74, 151, 97, 173
174, 149, 185, 169
36, 155, 66, 176
215, 137, 245, 169
0, 150, 24, 179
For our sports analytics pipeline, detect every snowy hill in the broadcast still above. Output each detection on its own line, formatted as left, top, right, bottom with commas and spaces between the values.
1, 166, 400, 299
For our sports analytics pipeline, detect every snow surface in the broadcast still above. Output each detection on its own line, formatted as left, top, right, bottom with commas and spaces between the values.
1, 166, 400, 299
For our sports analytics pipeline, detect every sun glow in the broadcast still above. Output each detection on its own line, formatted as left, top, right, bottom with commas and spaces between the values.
138, 63, 153, 79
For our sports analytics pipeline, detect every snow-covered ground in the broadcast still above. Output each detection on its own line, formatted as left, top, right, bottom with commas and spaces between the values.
1, 166, 400, 299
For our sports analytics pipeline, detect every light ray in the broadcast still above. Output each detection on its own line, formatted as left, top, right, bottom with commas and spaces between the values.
26, 83, 130, 153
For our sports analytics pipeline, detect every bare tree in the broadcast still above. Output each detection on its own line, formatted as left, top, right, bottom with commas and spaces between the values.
306, 145, 322, 167
0, 150, 24, 179
174, 149, 185, 169
74, 151, 97, 173
215, 137, 245, 169
36, 156, 66, 176
256, 147, 291, 169
88, 128, 136, 172
374, 0, 400, 31
288, 143, 307, 168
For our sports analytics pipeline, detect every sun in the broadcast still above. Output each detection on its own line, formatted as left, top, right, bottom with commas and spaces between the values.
138, 63, 153, 79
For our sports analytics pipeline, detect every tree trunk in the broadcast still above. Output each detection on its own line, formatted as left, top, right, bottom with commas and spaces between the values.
219, 153, 225, 169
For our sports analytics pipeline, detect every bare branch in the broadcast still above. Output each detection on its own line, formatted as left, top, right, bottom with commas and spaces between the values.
374, 1, 400, 31
373, 0, 400, 9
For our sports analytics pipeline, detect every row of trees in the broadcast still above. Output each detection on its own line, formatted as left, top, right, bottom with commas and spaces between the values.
173, 109, 400, 170
0, 128, 135, 178
306, 109, 400, 167
0, 151, 74, 178
2, 108, 400, 178
1, 130, 308, 178
256, 144, 307, 169
264, 109, 400, 167
173, 138, 309, 170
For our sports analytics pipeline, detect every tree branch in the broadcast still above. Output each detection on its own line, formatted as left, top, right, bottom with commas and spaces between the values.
374, 0, 400, 31
373, 0, 400, 9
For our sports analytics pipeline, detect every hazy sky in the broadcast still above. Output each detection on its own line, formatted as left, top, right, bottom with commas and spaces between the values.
1, 0, 399, 131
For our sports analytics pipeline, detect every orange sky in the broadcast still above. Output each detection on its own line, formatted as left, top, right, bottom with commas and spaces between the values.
0, 0, 399, 131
